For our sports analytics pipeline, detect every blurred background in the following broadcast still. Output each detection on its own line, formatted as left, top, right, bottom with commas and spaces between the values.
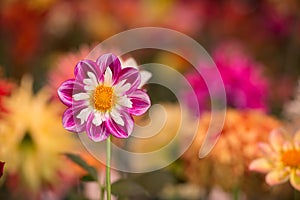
0, 0, 300, 199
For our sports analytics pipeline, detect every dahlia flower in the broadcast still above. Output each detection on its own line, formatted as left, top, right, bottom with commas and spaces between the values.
0, 76, 77, 191
183, 109, 281, 191
185, 41, 268, 112
49, 46, 151, 98
249, 129, 300, 191
58, 53, 151, 142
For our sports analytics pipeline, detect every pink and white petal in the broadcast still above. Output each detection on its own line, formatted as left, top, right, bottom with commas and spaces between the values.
127, 89, 151, 116
73, 93, 90, 101
290, 169, 300, 191
106, 111, 134, 138
110, 108, 124, 126
57, 79, 75, 107
266, 169, 289, 186
258, 142, 273, 156
62, 107, 86, 133
122, 57, 138, 68
77, 107, 93, 125
92, 112, 104, 126
114, 80, 131, 95
86, 114, 110, 142
116, 67, 141, 94
96, 53, 121, 83
249, 158, 273, 173
139, 70, 152, 88
269, 129, 286, 152
83, 72, 99, 91
117, 96, 132, 108
74, 60, 102, 83
103, 67, 113, 86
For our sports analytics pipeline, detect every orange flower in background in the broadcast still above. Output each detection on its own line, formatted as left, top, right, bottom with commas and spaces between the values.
249, 129, 300, 191
1, 1, 43, 68
183, 109, 281, 191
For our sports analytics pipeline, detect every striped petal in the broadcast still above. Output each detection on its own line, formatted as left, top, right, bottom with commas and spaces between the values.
96, 53, 121, 84
127, 89, 151, 116
57, 79, 75, 107
116, 67, 141, 94
62, 107, 86, 133
74, 59, 103, 83
86, 114, 110, 142
106, 110, 133, 138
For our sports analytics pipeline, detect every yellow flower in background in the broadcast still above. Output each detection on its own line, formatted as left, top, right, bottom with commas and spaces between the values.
249, 129, 300, 191
0, 76, 77, 191
182, 109, 282, 191
128, 103, 197, 171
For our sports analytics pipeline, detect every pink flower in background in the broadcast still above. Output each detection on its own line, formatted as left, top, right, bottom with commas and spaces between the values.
249, 129, 300, 191
0, 161, 4, 178
58, 53, 151, 141
185, 41, 268, 112
48, 45, 93, 95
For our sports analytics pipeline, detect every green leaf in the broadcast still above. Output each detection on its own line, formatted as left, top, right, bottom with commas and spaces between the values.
80, 174, 97, 182
112, 179, 149, 198
65, 153, 98, 182
133, 170, 176, 195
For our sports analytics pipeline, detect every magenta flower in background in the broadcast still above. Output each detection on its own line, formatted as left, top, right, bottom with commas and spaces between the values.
57, 53, 151, 142
0, 161, 4, 178
185, 41, 269, 112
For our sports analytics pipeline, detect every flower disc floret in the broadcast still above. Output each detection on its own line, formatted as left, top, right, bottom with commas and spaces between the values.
281, 150, 300, 168
93, 85, 114, 111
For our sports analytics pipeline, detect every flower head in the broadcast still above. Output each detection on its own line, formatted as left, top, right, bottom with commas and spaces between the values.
183, 109, 281, 191
58, 53, 151, 141
185, 41, 268, 112
249, 129, 300, 191
0, 76, 77, 191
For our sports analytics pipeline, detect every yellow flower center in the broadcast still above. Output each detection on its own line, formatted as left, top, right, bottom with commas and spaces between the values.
281, 150, 300, 167
93, 85, 113, 112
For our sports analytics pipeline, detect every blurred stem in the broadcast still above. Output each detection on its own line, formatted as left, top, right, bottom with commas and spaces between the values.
232, 186, 239, 200
99, 183, 104, 200
294, 189, 300, 200
106, 135, 111, 200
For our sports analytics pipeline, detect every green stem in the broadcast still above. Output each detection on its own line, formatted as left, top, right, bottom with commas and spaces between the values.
232, 186, 239, 200
106, 135, 111, 200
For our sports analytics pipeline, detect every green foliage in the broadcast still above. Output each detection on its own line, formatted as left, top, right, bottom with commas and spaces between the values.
65, 153, 98, 182
112, 179, 149, 198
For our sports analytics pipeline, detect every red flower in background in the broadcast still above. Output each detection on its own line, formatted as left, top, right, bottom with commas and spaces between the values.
0, 161, 4, 178
0, 78, 15, 113
0, 1, 44, 77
